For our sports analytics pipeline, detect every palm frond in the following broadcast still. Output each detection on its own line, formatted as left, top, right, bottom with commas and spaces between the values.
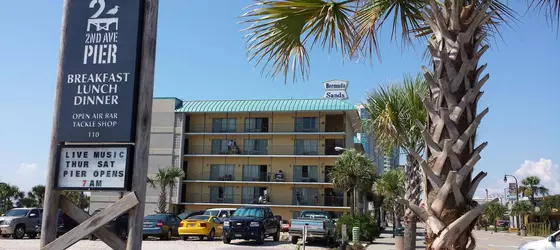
528, 0, 560, 32
241, 0, 356, 82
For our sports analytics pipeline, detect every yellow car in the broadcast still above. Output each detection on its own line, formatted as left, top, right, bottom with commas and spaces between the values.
178, 215, 223, 241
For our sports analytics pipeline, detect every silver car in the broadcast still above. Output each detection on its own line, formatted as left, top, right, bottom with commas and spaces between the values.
0, 208, 42, 239
519, 230, 560, 250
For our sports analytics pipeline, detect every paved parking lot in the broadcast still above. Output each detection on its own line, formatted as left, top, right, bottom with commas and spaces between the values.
0, 236, 330, 250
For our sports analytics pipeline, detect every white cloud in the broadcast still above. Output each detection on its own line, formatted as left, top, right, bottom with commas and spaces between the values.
0, 163, 47, 192
514, 158, 560, 194
474, 158, 560, 199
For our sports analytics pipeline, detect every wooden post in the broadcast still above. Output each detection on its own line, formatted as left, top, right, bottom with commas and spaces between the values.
126, 0, 159, 249
40, 0, 69, 246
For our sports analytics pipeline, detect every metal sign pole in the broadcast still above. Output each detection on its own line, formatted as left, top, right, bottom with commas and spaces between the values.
303, 224, 308, 250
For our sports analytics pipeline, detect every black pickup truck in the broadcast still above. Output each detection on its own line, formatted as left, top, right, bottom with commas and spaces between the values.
222, 206, 280, 245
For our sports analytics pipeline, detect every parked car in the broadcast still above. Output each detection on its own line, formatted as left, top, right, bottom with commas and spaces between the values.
88, 209, 129, 240
35, 209, 78, 238
496, 220, 510, 228
177, 211, 205, 220
280, 220, 290, 232
518, 229, 560, 250
178, 215, 223, 241
203, 208, 236, 221
289, 210, 336, 245
222, 206, 280, 245
0, 208, 42, 239
143, 213, 181, 240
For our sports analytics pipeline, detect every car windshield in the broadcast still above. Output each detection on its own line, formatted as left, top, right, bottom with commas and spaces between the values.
3, 209, 29, 217
301, 211, 329, 219
204, 210, 219, 216
232, 208, 264, 218
189, 215, 210, 221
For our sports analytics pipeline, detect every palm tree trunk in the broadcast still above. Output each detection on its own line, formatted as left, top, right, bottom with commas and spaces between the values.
349, 188, 355, 216
157, 185, 168, 213
398, 2, 498, 249
404, 155, 421, 250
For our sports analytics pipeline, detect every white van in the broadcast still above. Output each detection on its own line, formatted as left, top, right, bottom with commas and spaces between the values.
203, 208, 237, 221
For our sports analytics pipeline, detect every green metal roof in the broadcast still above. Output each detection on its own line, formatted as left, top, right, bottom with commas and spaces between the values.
174, 99, 357, 113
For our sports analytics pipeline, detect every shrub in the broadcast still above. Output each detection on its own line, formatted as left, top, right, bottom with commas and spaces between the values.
336, 215, 379, 242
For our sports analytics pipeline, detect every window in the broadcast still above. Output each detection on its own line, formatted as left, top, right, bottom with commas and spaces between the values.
293, 188, 319, 206
243, 139, 268, 155
211, 139, 235, 154
244, 118, 269, 132
293, 165, 318, 182
292, 211, 301, 219
294, 139, 318, 155
209, 186, 234, 203
241, 187, 267, 204
242, 165, 268, 181
210, 164, 235, 181
295, 117, 319, 132
212, 118, 236, 133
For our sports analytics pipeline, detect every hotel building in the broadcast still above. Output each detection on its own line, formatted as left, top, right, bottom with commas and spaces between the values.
90, 97, 369, 219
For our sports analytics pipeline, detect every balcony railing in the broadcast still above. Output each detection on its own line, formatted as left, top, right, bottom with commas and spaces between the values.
183, 145, 344, 156
184, 123, 344, 133
185, 171, 330, 183
183, 193, 347, 207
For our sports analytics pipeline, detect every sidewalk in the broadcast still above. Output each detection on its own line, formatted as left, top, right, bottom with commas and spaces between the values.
366, 226, 426, 250
475, 229, 545, 240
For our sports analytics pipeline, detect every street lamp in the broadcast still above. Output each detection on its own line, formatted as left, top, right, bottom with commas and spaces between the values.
504, 174, 521, 232
334, 146, 345, 152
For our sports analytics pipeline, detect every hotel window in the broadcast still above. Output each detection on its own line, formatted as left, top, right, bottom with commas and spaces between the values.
242, 165, 268, 181
212, 118, 236, 133
293, 165, 318, 182
209, 186, 233, 203
244, 118, 269, 132
241, 187, 267, 204
292, 188, 319, 206
295, 117, 319, 132
210, 164, 235, 181
294, 139, 318, 155
211, 139, 235, 154
243, 139, 268, 155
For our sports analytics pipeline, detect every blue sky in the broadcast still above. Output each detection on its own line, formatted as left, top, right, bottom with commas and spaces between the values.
0, 1, 559, 199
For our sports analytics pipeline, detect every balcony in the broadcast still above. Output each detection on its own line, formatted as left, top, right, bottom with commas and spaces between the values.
183, 123, 345, 134
183, 145, 342, 157
182, 193, 347, 207
183, 171, 329, 183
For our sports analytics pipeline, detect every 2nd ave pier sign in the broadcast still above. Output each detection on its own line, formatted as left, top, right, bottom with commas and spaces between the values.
57, 0, 143, 143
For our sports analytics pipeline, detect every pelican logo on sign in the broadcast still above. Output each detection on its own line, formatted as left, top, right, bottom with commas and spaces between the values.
323, 80, 349, 100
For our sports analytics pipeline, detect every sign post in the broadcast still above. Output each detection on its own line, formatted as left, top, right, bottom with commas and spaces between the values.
41, 0, 158, 249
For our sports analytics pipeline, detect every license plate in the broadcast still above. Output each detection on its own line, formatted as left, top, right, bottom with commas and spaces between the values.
188, 224, 195, 227
235, 234, 242, 237
143, 223, 150, 227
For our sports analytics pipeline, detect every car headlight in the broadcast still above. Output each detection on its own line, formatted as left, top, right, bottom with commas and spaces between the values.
223, 221, 229, 226
249, 222, 260, 227
2, 220, 11, 225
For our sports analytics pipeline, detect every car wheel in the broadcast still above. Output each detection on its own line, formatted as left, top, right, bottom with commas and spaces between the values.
207, 229, 215, 241
182, 236, 188, 241
291, 236, 299, 244
143, 235, 148, 240
199, 236, 205, 240
256, 230, 265, 245
28, 233, 37, 239
12, 226, 25, 239
273, 228, 280, 241
119, 228, 128, 240
222, 236, 231, 244
89, 235, 97, 241
166, 229, 172, 240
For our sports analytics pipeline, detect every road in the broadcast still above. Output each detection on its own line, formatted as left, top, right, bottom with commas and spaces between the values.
473, 230, 542, 250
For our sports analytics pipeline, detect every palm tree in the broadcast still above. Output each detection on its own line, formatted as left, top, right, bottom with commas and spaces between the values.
61, 191, 90, 209
240, 0, 558, 248
374, 170, 405, 233
27, 185, 46, 207
329, 148, 376, 216
148, 166, 185, 213
483, 203, 507, 232
363, 74, 427, 249
511, 201, 533, 228
0, 183, 24, 213
519, 176, 550, 206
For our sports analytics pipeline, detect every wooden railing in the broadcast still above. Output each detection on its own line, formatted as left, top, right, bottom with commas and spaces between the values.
527, 222, 551, 236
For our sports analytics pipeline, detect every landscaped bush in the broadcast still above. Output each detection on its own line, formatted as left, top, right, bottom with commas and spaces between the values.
336, 215, 379, 242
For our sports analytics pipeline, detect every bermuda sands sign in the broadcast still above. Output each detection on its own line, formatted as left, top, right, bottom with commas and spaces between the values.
323, 80, 349, 100
57, 0, 143, 143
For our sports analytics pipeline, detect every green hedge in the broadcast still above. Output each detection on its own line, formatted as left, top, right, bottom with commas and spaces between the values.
336, 215, 380, 241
